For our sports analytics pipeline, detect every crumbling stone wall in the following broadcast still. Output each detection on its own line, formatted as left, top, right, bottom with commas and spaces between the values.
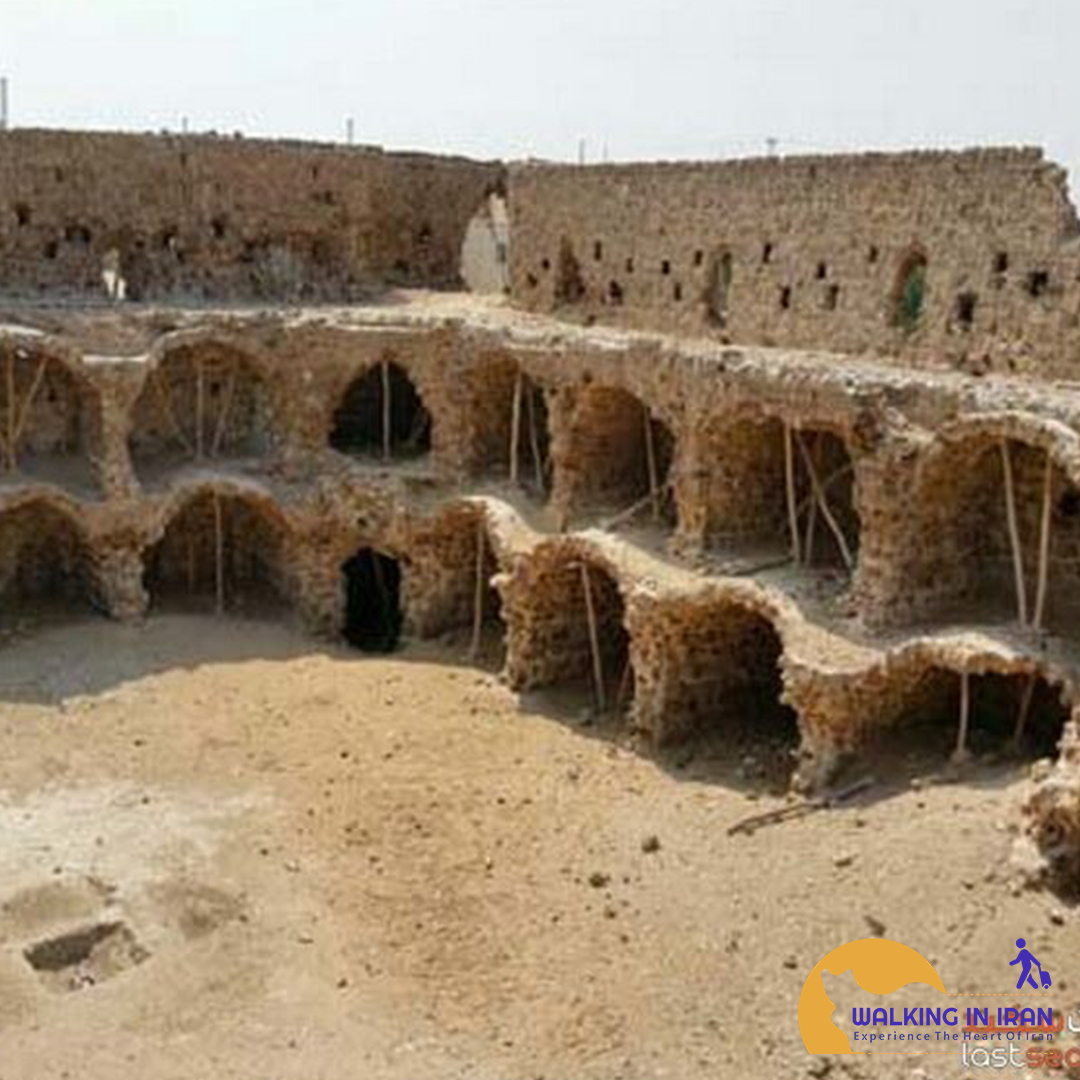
0, 129, 503, 301
509, 149, 1080, 379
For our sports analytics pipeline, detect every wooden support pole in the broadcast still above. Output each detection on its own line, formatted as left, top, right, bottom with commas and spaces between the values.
803, 433, 820, 568
213, 491, 225, 615
381, 360, 392, 461
1012, 672, 1038, 752
526, 380, 544, 491
1000, 440, 1028, 627
615, 657, 633, 713
151, 371, 195, 457
602, 481, 675, 530
953, 671, 971, 763
10, 356, 47, 462
783, 422, 802, 566
795, 432, 853, 573
643, 408, 661, 522
5, 352, 16, 472
195, 356, 206, 460
210, 368, 238, 458
1033, 451, 1054, 631
470, 519, 486, 659
579, 563, 606, 712
509, 370, 523, 485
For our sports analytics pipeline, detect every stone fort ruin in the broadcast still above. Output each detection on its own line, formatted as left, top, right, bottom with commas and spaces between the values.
2, 129, 1080, 890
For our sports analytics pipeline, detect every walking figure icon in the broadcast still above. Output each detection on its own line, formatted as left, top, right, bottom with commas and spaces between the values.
1010, 938, 1052, 990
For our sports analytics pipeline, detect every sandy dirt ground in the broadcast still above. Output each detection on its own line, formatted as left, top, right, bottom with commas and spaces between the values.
0, 614, 1077, 1080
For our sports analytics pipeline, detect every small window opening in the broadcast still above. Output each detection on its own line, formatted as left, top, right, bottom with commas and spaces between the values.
541, 258, 551, 272
211, 216, 228, 240
868, 245, 879, 264
892, 252, 928, 331
816, 262, 828, 280
661, 259, 671, 276
824, 284, 840, 311
625, 257, 635, 274
15, 203, 31, 228
608, 280, 624, 305
1027, 270, 1050, 298
44, 241, 59, 260
994, 252, 1010, 275
673, 282, 683, 301
593, 241, 603, 261
762, 242, 774, 264
779, 286, 792, 310
694, 250, 704, 267
955, 291, 978, 330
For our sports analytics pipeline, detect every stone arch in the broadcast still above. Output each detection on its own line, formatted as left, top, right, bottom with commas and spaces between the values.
901, 417, 1080, 630
0, 340, 103, 494
466, 355, 551, 496
341, 546, 405, 652
561, 384, 676, 526
891, 248, 928, 331
688, 412, 859, 570
328, 360, 432, 461
504, 542, 631, 712
0, 497, 98, 623
129, 339, 280, 481
630, 591, 796, 775
866, 653, 1071, 768
143, 486, 292, 614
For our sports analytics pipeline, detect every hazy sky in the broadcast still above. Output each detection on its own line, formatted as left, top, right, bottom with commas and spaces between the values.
4, 0, 1078, 192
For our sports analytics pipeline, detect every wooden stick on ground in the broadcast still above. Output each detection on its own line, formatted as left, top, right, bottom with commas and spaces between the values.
953, 671, 971, 763
795, 432, 854, 573
509, 369, 523, 485
1033, 451, 1054, 631
579, 563, 606, 712
1000, 440, 1028, 627
1012, 672, 1038, 751
470, 518, 486, 659
195, 356, 206, 460
727, 776, 874, 836
381, 360, 392, 461
213, 491, 225, 615
643, 408, 660, 522
525, 380, 544, 491
210, 368, 238, 458
602, 482, 675, 530
783, 422, 802, 566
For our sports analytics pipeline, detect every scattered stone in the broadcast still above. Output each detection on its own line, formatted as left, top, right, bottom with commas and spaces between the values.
588, 871, 611, 889
783, 955, 798, 970
833, 853, 856, 869
641, 835, 661, 854
1049, 909, 1066, 926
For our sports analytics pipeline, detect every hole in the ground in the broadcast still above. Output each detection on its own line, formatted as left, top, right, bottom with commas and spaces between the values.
24, 921, 148, 993
329, 362, 431, 460
567, 385, 676, 525
0, 500, 97, 627
128, 342, 278, 480
342, 547, 404, 652
144, 491, 291, 615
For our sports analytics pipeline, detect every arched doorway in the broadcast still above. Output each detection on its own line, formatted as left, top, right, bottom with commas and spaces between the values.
341, 548, 404, 652
329, 362, 431, 460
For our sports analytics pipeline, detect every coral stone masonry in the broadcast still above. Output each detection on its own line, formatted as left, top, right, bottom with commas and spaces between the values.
1, 131, 1079, 891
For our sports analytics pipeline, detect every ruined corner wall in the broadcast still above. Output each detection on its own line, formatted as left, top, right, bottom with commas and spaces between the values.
508, 148, 1080, 379
0, 130, 504, 302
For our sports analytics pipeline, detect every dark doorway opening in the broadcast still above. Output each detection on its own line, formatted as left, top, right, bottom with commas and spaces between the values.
342, 548, 403, 652
330, 363, 431, 459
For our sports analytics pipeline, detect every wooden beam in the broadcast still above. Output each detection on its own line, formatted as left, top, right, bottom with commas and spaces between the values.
1012, 672, 1038, 752
151, 370, 195, 457
1033, 451, 1054, 631
643, 407, 661, 522
213, 491, 225, 615
525, 378, 544, 491
795, 432, 853, 572
953, 671, 971, 763
210, 368, 238, 458
195, 356, 206, 460
783, 422, 802, 566
381, 360, 392, 461
803, 433, 820, 567
5, 353, 15, 472
470, 518, 486, 659
1000, 440, 1028, 627
509, 370, 523, 485
579, 563, 607, 712
10, 356, 48, 463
